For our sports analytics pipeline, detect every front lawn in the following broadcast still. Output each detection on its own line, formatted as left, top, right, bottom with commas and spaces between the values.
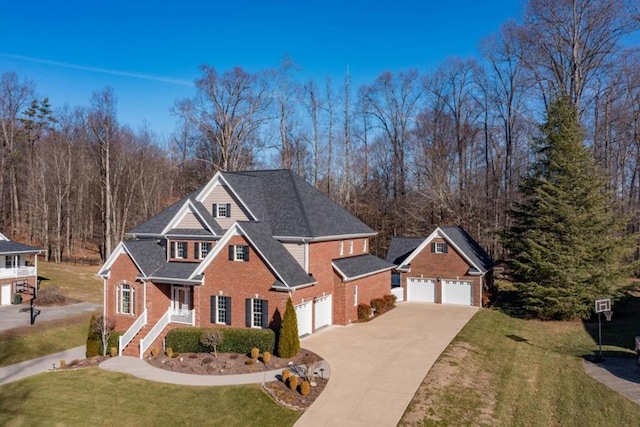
0, 368, 300, 426
0, 314, 93, 367
400, 285, 640, 425
38, 261, 103, 304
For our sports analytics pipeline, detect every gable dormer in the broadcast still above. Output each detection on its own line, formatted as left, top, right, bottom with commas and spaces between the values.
196, 174, 253, 230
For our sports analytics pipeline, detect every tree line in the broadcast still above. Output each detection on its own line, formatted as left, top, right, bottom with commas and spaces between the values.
1, 0, 639, 263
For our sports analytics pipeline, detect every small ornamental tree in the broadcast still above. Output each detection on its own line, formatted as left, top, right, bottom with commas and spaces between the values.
200, 329, 223, 358
278, 297, 300, 358
92, 315, 116, 356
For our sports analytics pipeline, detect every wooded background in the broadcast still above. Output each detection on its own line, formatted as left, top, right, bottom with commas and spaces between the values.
2, 0, 640, 263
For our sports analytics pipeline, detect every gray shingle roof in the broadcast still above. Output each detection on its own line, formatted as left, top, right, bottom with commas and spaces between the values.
0, 241, 42, 255
239, 221, 316, 289
440, 226, 494, 273
122, 240, 166, 276
223, 170, 375, 238
151, 262, 201, 281
130, 191, 222, 236
385, 237, 424, 265
166, 228, 214, 236
332, 254, 395, 281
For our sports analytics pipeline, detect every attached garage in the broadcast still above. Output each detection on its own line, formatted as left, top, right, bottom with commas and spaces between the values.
441, 280, 473, 305
407, 277, 435, 303
314, 295, 332, 330
295, 301, 312, 337
1, 284, 10, 306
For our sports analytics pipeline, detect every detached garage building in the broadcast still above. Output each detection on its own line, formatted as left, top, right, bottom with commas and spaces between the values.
386, 226, 494, 307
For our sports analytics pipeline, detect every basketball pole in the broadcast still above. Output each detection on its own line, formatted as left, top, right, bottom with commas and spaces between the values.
598, 311, 603, 361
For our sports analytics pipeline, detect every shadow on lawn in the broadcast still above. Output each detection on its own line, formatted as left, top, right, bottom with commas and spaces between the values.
0, 382, 32, 418
582, 284, 640, 355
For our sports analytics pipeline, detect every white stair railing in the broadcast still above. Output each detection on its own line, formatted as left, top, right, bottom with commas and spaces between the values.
139, 308, 170, 359
119, 310, 147, 356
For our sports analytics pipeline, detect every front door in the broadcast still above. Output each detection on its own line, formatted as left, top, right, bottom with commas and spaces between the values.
172, 286, 190, 314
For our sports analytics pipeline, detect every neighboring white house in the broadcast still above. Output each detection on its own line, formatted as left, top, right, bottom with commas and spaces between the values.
0, 232, 42, 306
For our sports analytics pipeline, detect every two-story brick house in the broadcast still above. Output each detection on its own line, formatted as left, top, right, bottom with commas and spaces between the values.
98, 170, 394, 357
386, 226, 494, 307
0, 232, 42, 306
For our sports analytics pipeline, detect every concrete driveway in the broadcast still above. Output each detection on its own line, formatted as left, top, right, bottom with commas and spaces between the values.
0, 302, 101, 331
296, 303, 477, 427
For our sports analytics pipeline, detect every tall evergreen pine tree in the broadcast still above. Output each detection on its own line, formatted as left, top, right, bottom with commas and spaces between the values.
503, 97, 636, 320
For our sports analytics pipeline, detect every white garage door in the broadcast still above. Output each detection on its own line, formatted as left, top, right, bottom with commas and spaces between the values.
314, 295, 332, 330
407, 278, 435, 303
295, 301, 312, 337
442, 280, 473, 305
1, 284, 10, 305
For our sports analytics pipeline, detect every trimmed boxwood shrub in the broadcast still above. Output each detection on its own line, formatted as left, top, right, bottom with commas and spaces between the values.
357, 303, 371, 321
165, 327, 275, 355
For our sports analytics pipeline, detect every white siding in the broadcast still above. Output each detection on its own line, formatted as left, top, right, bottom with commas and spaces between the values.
175, 211, 205, 229
282, 242, 305, 270
202, 184, 250, 229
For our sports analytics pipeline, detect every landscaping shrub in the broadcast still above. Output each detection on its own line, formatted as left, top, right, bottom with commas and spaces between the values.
245, 359, 254, 365
36, 286, 70, 306
357, 303, 371, 321
166, 347, 173, 358
86, 314, 100, 357
99, 331, 123, 356
200, 330, 223, 357
251, 347, 260, 359
262, 351, 271, 364
370, 298, 386, 315
109, 347, 118, 357
300, 380, 310, 396
288, 375, 299, 391
282, 369, 291, 383
165, 327, 275, 354
382, 294, 397, 311
278, 297, 300, 358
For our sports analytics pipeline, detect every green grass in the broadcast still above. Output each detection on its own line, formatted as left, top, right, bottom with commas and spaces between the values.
0, 314, 94, 367
0, 368, 300, 426
400, 285, 640, 426
38, 261, 103, 304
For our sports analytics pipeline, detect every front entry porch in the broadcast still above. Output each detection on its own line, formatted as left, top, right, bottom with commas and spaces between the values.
119, 284, 197, 358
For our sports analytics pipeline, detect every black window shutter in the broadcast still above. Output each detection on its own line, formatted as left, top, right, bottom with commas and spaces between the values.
245, 298, 252, 327
226, 297, 232, 325
226, 203, 231, 217
244, 245, 250, 261
195, 242, 200, 259
431, 243, 436, 253
184, 243, 188, 259
443, 243, 448, 253
212, 203, 218, 218
261, 300, 268, 328
210, 296, 216, 323
170, 241, 175, 258
228, 245, 234, 260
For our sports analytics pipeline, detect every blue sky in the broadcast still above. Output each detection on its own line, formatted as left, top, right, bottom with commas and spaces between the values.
1, 0, 524, 140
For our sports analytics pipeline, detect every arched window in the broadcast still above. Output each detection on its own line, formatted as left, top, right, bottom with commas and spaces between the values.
116, 283, 135, 315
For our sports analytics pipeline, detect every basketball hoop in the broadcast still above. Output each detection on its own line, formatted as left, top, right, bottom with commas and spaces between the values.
603, 310, 613, 322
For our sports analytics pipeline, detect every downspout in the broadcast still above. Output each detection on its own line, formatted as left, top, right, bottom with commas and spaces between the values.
103, 277, 107, 319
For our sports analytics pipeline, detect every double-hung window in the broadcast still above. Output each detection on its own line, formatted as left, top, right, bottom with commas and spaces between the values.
199, 242, 212, 259
213, 203, 231, 218
246, 298, 268, 328
5, 255, 18, 269
171, 241, 188, 259
432, 242, 448, 254
116, 283, 135, 315
228, 245, 250, 262
349, 240, 354, 254
211, 295, 231, 325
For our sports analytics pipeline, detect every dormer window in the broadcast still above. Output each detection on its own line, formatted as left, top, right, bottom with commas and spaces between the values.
213, 203, 231, 218
170, 241, 188, 260
349, 240, 354, 254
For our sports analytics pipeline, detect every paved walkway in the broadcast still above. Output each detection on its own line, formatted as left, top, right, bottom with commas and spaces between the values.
583, 357, 640, 405
295, 303, 477, 427
0, 302, 101, 331
100, 356, 330, 387
0, 345, 86, 385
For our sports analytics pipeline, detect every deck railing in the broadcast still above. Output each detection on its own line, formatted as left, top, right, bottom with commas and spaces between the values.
170, 308, 195, 325
118, 310, 147, 356
0, 266, 36, 279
